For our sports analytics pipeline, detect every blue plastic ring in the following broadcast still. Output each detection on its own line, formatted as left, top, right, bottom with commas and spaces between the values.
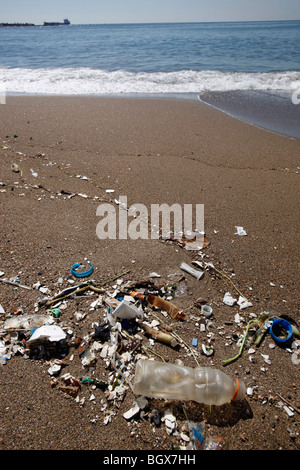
270, 318, 293, 343
70, 262, 93, 278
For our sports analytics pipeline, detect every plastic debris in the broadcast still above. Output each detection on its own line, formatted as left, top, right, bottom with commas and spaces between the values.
48, 361, 63, 376
201, 344, 214, 357
142, 323, 178, 348
223, 292, 237, 306
237, 296, 253, 310
235, 226, 247, 236
70, 261, 94, 278
57, 373, 81, 397
133, 292, 185, 321
50, 308, 61, 318
123, 403, 140, 420
200, 305, 213, 318
174, 283, 187, 297
0, 340, 8, 364
0, 278, 32, 290
187, 421, 224, 450
112, 300, 144, 320
80, 377, 107, 390
26, 324, 67, 345
252, 315, 273, 346
167, 232, 210, 251
123, 396, 148, 420
270, 318, 293, 344
180, 261, 204, 280
94, 323, 111, 342
0, 247, 296, 451
80, 347, 96, 367
283, 405, 295, 417
30, 168, 38, 177
3, 314, 55, 331
133, 359, 245, 406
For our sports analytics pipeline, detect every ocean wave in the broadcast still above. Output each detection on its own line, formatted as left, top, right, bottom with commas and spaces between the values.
0, 67, 299, 95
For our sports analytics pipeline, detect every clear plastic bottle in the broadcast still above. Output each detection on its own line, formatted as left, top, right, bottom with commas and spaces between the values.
133, 359, 245, 406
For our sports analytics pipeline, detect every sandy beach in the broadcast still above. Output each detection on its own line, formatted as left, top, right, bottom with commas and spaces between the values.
0, 96, 299, 451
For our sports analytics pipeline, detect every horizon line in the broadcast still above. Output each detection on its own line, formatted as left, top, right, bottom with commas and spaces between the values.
2, 18, 300, 26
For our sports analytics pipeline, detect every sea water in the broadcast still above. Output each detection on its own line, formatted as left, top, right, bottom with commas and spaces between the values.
0, 21, 299, 137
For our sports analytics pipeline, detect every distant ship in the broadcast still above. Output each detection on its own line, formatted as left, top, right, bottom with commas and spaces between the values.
43, 19, 70, 26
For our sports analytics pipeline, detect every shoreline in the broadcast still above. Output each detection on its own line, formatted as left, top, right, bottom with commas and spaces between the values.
4, 90, 299, 140
0, 95, 299, 450
199, 90, 300, 140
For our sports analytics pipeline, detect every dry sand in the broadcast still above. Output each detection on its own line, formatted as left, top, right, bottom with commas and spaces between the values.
0, 96, 299, 452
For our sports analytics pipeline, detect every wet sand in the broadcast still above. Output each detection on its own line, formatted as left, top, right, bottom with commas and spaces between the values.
200, 90, 300, 139
0, 96, 299, 451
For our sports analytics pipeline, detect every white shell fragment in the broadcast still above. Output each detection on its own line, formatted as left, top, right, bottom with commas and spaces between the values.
261, 354, 271, 365
292, 351, 300, 366
163, 410, 177, 435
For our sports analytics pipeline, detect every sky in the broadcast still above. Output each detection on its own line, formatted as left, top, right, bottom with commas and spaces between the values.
1, 0, 300, 24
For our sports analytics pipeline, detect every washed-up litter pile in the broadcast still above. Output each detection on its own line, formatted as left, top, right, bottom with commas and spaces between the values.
0, 245, 299, 449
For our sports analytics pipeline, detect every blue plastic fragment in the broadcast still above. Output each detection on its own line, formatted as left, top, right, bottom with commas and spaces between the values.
270, 318, 293, 343
192, 338, 198, 347
70, 261, 93, 278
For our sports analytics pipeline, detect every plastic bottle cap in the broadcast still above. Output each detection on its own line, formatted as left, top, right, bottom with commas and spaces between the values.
201, 305, 213, 317
270, 318, 293, 343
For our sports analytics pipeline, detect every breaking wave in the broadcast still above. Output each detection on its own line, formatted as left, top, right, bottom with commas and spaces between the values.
1, 67, 300, 96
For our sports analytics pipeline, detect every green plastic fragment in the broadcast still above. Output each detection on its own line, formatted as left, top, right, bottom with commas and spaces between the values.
50, 308, 60, 318
80, 378, 107, 390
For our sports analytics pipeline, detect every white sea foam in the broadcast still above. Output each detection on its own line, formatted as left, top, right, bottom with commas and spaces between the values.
1, 68, 299, 96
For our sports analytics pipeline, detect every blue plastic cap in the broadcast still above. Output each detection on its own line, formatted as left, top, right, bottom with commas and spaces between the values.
270, 318, 293, 343
70, 261, 93, 278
